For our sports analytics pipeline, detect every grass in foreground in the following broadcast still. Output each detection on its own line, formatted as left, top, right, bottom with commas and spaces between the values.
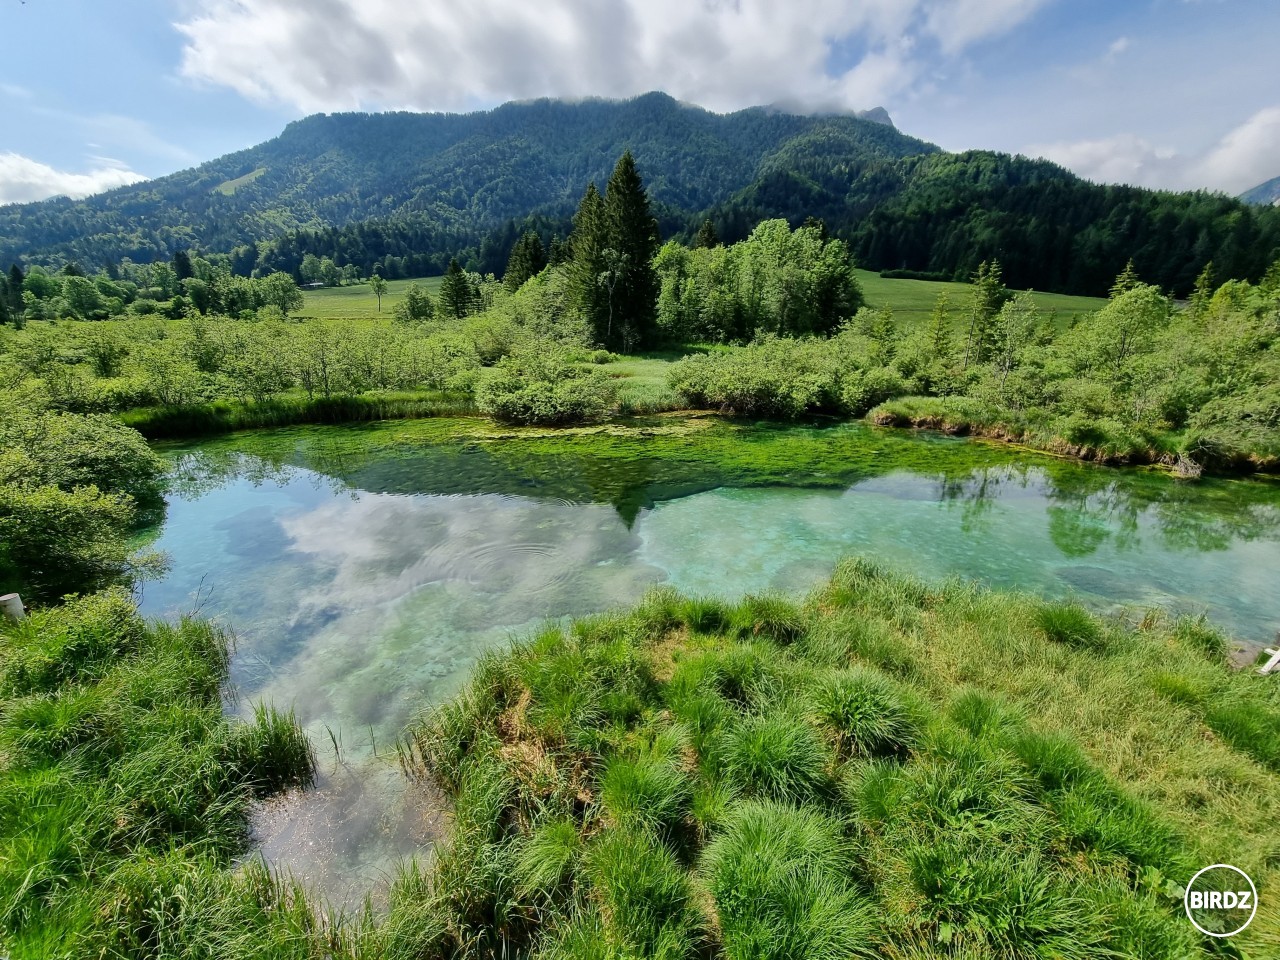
0, 591, 322, 959
396, 558, 1280, 959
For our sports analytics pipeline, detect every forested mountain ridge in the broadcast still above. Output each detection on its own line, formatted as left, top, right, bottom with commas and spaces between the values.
3, 91, 1279, 296
0, 93, 932, 272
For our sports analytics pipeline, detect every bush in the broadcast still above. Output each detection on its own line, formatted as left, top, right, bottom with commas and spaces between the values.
0, 482, 140, 601
0, 409, 166, 504
478, 349, 617, 426
667, 336, 839, 418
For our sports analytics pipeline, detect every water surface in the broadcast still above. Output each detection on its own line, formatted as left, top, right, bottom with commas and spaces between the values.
138, 417, 1280, 904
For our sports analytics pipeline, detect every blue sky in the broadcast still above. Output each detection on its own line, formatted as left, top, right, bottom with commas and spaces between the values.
2, 0, 1278, 204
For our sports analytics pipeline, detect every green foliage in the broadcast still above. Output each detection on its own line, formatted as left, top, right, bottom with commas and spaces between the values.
439, 258, 478, 320
700, 800, 875, 960
0, 409, 165, 505
0, 482, 139, 601
391, 281, 435, 324
0, 594, 316, 955
477, 347, 618, 426
504, 231, 548, 292
585, 827, 698, 958
719, 713, 832, 803
810, 667, 920, 758
654, 219, 863, 343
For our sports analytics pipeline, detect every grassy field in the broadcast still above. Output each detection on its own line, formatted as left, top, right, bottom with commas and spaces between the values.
303, 272, 1105, 327
300, 275, 445, 318
855, 269, 1106, 329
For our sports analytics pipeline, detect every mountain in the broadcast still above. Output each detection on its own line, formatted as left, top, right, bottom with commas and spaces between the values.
3, 92, 1278, 297
0, 93, 932, 271
1241, 175, 1280, 206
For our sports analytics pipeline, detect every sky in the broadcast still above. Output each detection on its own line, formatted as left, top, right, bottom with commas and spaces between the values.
2, 0, 1278, 205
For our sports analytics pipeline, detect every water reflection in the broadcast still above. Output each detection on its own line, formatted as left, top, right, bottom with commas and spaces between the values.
139, 419, 1280, 906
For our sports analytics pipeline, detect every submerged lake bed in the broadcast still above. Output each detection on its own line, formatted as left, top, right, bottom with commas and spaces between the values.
137, 416, 1280, 904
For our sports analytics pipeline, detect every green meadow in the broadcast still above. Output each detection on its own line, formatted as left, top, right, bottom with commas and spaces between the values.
301, 276, 445, 318
853, 269, 1107, 329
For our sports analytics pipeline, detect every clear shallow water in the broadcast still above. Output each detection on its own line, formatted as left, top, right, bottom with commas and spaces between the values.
137, 417, 1280, 905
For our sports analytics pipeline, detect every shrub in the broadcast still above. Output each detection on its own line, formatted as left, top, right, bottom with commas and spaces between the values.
478, 349, 617, 425
0, 482, 140, 601
0, 409, 166, 504
667, 336, 839, 418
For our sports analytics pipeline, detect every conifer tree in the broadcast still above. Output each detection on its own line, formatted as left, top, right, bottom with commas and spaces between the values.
547, 236, 567, 267
173, 249, 195, 282
1189, 261, 1216, 318
503, 231, 547, 292
439, 258, 476, 319
8, 264, 23, 306
603, 151, 659, 351
962, 260, 1010, 371
695, 219, 720, 249
927, 292, 953, 364
568, 183, 609, 342
1110, 259, 1142, 298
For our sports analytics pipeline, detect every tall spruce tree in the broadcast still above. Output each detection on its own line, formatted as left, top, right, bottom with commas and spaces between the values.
568, 183, 609, 342
603, 151, 659, 351
440, 258, 476, 319
173, 249, 195, 282
503, 231, 547, 292
694, 219, 720, 249
962, 260, 1010, 371
1188, 261, 1216, 318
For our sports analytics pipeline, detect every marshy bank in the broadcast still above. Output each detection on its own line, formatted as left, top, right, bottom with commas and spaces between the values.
390, 558, 1280, 957
134, 416, 1280, 907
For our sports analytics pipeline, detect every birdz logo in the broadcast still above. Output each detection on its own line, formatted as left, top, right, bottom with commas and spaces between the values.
1184, 864, 1257, 938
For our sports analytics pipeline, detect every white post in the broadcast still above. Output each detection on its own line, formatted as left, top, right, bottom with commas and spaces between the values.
0, 593, 25, 622
1259, 648, 1280, 676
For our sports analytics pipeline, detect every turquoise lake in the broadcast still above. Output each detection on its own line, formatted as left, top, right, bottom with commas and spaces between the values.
137, 417, 1280, 905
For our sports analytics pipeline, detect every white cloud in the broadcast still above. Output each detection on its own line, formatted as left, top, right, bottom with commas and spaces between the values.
1025, 105, 1280, 194
1106, 36, 1130, 59
923, 0, 1051, 56
0, 153, 147, 205
1194, 106, 1280, 195
174, 0, 1051, 116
